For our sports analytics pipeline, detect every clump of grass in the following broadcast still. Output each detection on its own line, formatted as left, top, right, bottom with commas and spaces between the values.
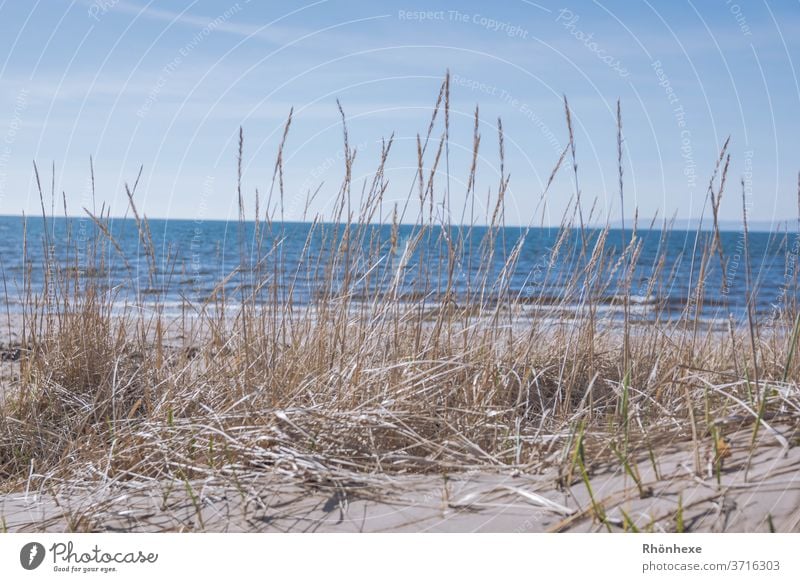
0, 74, 798, 531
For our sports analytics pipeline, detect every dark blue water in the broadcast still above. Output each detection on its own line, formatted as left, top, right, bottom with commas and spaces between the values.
0, 215, 797, 323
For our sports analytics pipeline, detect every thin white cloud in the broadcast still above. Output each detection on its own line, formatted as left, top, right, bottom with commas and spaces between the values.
104, 0, 308, 44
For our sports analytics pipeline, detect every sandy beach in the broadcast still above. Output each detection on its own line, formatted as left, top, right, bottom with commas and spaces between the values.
2, 306, 798, 533
2, 423, 798, 532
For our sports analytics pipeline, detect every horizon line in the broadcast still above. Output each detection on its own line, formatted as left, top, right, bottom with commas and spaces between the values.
0, 213, 795, 233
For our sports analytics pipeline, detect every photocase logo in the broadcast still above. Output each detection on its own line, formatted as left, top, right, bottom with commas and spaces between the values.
20, 542, 46, 570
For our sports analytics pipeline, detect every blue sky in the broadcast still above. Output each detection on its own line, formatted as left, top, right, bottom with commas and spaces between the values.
0, 0, 798, 226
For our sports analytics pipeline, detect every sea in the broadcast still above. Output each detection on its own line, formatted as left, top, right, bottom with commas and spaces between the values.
0, 215, 797, 325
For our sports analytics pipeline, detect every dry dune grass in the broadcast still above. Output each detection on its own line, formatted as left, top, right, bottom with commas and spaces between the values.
1, 74, 799, 532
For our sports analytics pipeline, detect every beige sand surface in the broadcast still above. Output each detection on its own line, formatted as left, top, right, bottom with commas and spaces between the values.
2, 311, 798, 532
2, 425, 798, 533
